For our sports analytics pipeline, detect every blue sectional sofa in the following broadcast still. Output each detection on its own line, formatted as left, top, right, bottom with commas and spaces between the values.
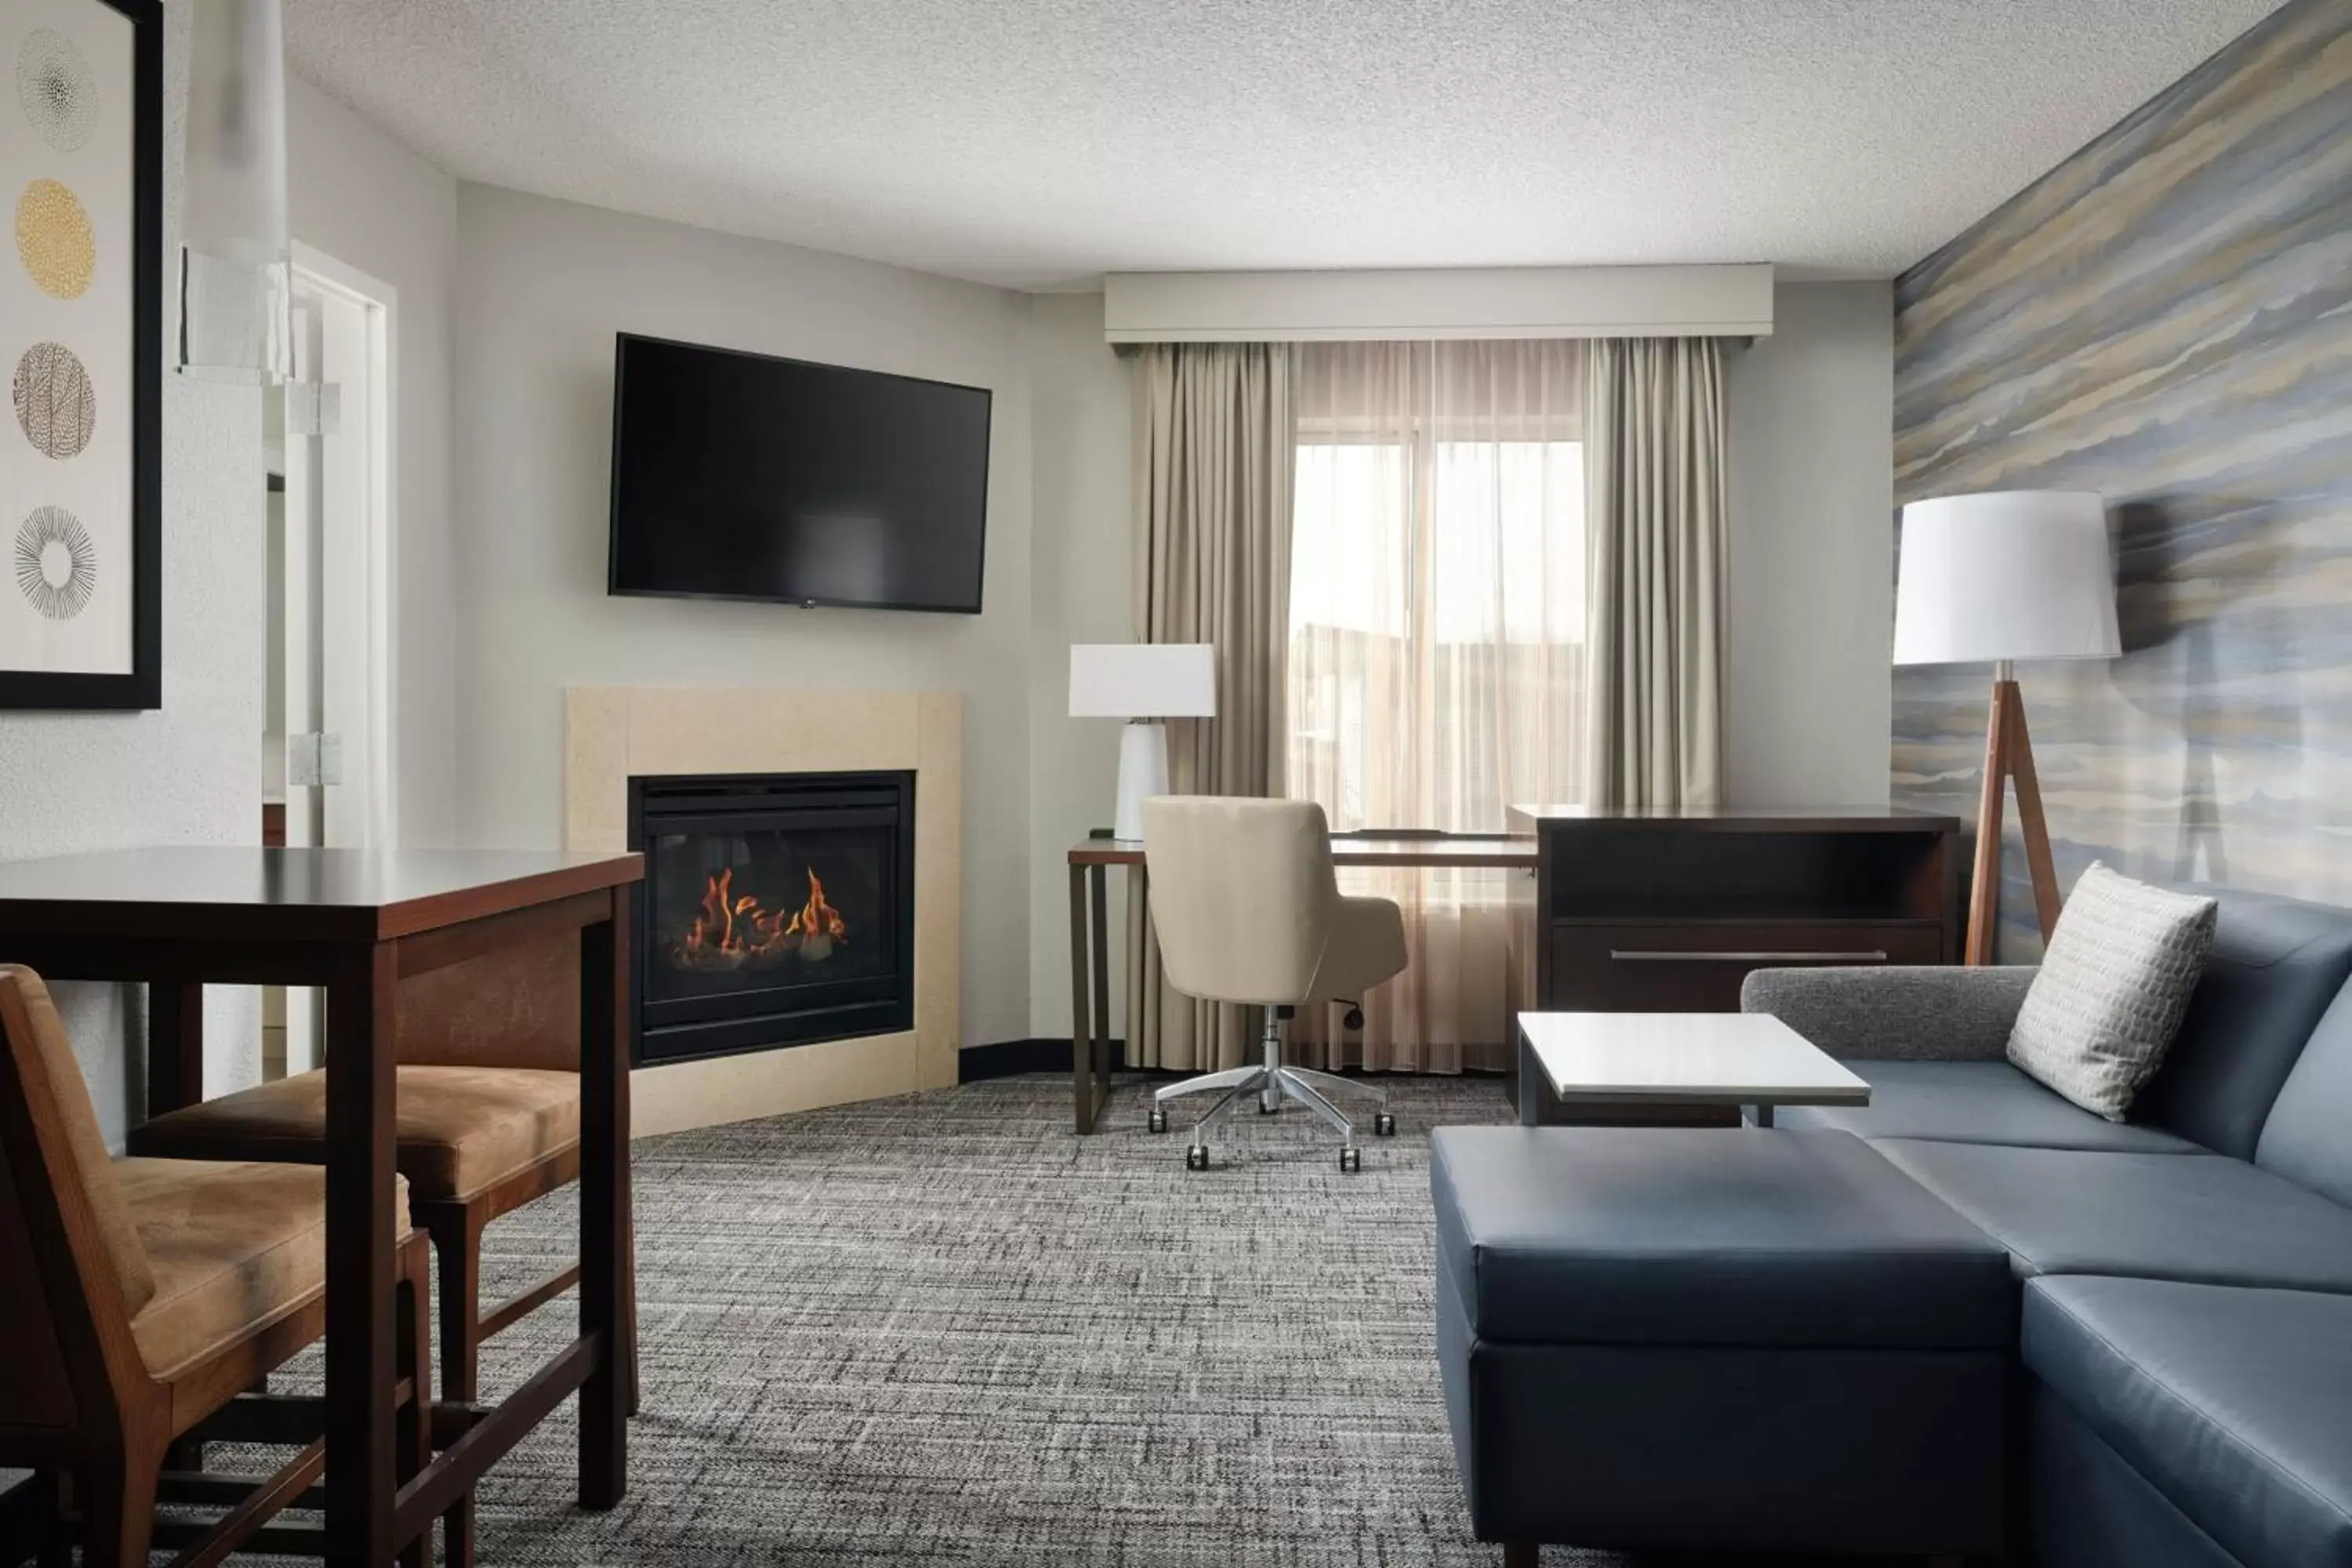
1746, 884, 2352, 1567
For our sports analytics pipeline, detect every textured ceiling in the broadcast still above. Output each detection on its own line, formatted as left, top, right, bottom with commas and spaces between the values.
286, 0, 2284, 290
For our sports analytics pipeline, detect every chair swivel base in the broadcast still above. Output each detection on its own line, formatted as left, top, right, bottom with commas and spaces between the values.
1145, 1006, 1396, 1171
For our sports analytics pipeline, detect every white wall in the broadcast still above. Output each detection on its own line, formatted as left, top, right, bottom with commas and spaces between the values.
448, 185, 1036, 1046
287, 74, 460, 847
1725, 281, 1895, 808
0, 0, 264, 1143
1024, 295, 1132, 1040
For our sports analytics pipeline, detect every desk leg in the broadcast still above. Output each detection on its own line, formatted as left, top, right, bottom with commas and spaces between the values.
579, 894, 630, 1509
1069, 864, 1092, 1133
1088, 863, 1112, 1108
325, 945, 397, 1567
147, 981, 204, 1116
1516, 1033, 1540, 1128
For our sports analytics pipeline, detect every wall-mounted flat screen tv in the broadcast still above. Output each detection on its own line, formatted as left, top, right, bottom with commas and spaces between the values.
608, 333, 992, 613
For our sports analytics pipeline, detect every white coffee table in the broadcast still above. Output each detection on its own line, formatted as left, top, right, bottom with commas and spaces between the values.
1515, 1011, 1870, 1128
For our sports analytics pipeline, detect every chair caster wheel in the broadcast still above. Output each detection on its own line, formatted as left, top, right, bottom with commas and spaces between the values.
1340, 1147, 1362, 1173
1345, 1006, 1366, 1029
1186, 1145, 1210, 1171
1148, 1106, 1168, 1134
1374, 1112, 1396, 1138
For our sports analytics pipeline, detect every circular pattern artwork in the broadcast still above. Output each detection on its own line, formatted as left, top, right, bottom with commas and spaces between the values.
12, 342, 95, 459
16, 29, 96, 153
14, 506, 98, 621
16, 177, 96, 299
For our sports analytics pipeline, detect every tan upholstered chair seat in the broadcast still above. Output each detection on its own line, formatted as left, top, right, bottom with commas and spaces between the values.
116, 1158, 412, 1380
130, 1066, 580, 1202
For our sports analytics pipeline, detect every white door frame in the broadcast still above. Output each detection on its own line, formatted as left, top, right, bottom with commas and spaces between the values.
281, 245, 397, 1075
291, 241, 399, 850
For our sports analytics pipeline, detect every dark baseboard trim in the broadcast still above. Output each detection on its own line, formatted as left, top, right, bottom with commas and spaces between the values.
959, 1037, 1128, 1083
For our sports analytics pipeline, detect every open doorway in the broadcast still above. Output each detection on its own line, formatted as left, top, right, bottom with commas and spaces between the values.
262, 245, 397, 1080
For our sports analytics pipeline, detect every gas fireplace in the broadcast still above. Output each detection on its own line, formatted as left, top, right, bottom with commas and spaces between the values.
627, 771, 916, 1066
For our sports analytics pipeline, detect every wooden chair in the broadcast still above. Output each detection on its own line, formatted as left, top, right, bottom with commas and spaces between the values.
0, 965, 435, 1567
125, 934, 635, 1566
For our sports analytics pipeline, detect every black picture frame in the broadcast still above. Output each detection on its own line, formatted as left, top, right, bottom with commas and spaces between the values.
0, 0, 162, 710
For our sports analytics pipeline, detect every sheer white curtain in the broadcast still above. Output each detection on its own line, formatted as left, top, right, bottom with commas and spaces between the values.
1286, 340, 1586, 1072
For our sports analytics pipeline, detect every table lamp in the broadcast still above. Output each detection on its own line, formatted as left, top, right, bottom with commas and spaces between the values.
1069, 644, 1217, 841
1894, 489, 2121, 964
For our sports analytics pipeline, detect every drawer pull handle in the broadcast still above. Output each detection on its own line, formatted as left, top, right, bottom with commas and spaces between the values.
1608, 949, 1891, 964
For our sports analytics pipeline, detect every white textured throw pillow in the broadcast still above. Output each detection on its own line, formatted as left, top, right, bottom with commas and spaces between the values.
2007, 864, 2218, 1121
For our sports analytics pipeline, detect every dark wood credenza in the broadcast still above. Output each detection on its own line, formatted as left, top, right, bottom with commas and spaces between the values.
1505, 806, 1962, 1123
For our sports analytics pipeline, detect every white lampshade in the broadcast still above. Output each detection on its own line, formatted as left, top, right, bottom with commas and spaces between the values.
1069, 644, 1217, 719
1893, 490, 2122, 666
179, 0, 292, 384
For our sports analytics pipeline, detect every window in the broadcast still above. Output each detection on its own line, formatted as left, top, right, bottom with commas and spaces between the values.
1286, 341, 1587, 835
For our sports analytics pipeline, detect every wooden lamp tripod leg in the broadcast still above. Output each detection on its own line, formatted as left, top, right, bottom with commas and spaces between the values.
2006, 684, 2063, 942
1965, 663, 2063, 966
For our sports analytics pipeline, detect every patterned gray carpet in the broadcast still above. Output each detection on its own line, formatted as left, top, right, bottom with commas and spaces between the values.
447, 1072, 1629, 1566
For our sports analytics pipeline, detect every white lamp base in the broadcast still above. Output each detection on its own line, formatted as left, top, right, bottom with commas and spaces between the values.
1114, 722, 1171, 843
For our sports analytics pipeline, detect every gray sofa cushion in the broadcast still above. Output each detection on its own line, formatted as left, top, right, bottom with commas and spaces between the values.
1429, 1127, 2013, 1349
2023, 1276, 2352, 1568
2134, 884, 2352, 1159
1773, 1061, 2202, 1154
1873, 1138, 2352, 1293
2256, 983, 2352, 1207
1740, 965, 2035, 1062
2028, 1386, 2243, 1568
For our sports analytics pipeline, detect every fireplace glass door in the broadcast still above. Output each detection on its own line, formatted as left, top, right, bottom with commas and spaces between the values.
629, 771, 916, 1065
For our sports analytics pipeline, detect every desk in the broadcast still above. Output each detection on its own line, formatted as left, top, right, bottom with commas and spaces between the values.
0, 847, 642, 1566
1067, 833, 1536, 1132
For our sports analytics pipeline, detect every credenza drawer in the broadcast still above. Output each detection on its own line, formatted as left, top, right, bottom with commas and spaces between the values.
1548, 922, 1945, 1011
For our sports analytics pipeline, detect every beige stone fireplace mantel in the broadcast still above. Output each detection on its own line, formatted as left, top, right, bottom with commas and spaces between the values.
563, 687, 960, 1137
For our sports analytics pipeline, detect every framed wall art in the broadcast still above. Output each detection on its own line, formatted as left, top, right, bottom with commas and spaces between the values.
1, 0, 159, 709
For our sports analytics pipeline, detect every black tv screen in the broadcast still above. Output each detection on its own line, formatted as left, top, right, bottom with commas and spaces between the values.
608, 334, 991, 613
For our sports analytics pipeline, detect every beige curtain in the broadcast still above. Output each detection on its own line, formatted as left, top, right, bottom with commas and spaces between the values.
1286, 340, 1588, 1073
1125, 343, 1295, 1072
1581, 336, 1729, 809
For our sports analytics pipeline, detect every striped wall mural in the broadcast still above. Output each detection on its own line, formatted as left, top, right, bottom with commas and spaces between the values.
1891, 0, 2352, 956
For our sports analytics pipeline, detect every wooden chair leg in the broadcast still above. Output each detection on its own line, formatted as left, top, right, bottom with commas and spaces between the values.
397, 1238, 433, 1568
1502, 1544, 1539, 1568
79, 1440, 160, 1568
430, 1212, 483, 1404
445, 1465, 477, 1562
28, 1471, 71, 1568
625, 1207, 641, 1417
429, 1213, 481, 1568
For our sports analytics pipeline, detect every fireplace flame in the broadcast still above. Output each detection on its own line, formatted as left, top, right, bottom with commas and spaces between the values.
786, 867, 849, 946
676, 864, 848, 969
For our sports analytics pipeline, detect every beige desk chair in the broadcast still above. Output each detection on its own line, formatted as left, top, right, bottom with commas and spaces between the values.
1141, 797, 1408, 1171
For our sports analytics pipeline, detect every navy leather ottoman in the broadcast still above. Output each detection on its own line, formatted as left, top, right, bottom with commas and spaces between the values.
1432, 1127, 2015, 1561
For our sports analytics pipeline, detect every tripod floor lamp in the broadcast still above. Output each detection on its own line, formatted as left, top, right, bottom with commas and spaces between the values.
1893, 490, 2122, 965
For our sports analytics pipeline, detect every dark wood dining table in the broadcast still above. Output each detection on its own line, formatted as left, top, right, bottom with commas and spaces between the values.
0, 846, 643, 1566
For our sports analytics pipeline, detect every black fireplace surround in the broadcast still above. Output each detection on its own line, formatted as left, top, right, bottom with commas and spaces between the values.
627, 770, 916, 1066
